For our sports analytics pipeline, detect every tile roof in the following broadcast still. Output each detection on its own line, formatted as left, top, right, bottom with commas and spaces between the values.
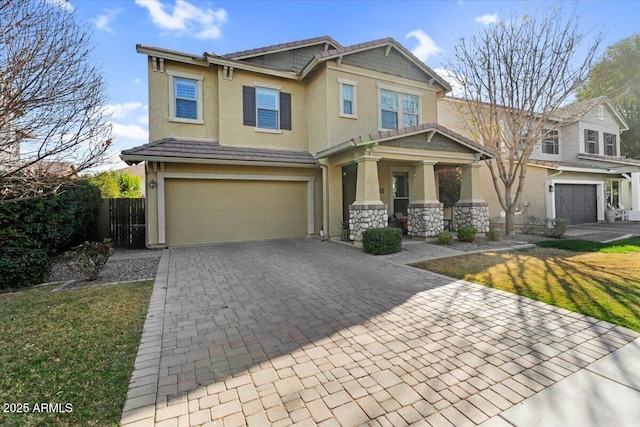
222, 36, 342, 59
579, 153, 640, 166
348, 123, 495, 157
121, 138, 317, 166
551, 97, 609, 121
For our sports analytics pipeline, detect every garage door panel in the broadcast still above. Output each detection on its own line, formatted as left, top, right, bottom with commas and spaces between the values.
165, 179, 307, 246
555, 184, 597, 225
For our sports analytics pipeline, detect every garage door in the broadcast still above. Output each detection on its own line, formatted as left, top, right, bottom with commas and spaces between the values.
165, 179, 308, 246
555, 184, 597, 225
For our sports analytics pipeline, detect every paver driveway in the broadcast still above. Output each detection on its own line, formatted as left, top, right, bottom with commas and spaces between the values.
121, 239, 639, 427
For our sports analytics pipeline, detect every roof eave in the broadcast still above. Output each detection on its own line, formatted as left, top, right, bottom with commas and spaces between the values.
120, 153, 319, 169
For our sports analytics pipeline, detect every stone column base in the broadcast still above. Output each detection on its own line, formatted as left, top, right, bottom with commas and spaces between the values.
454, 202, 489, 232
407, 202, 444, 237
349, 203, 388, 242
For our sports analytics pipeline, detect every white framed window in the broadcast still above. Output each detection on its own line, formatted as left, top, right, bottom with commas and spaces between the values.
585, 129, 598, 154
256, 87, 279, 130
167, 70, 204, 124
541, 129, 559, 155
604, 132, 617, 156
338, 78, 358, 118
379, 88, 420, 130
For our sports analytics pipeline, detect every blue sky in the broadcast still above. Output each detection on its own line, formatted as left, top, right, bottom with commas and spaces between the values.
55, 0, 640, 170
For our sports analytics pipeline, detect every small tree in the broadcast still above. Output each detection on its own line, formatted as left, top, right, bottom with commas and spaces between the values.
445, 8, 602, 235
438, 168, 461, 208
90, 171, 142, 198
0, 0, 112, 203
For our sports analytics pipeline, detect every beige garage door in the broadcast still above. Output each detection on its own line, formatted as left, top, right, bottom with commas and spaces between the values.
165, 179, 308, 246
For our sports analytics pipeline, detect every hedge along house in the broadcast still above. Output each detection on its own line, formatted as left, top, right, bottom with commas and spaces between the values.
122, 36, 493, 248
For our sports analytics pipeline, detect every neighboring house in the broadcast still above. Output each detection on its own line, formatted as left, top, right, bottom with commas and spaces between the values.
438, 96, 640, 224
122, 36, 493, 248
0, 125, 28, 170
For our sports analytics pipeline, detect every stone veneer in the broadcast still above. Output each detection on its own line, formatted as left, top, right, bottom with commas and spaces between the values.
348, 203, 388, 242
407, 203, 444, 237
454, 202, 490, 232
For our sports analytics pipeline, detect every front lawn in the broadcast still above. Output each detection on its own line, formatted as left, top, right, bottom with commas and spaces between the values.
412, 238, 640, 331
0, 281, 153, 427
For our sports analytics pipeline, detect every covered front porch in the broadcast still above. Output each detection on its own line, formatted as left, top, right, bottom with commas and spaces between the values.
316, 124, 494, 245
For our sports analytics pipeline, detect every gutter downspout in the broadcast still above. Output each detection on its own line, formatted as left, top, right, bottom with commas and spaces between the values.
319, 160, 329, 240
546, 169, 563, 218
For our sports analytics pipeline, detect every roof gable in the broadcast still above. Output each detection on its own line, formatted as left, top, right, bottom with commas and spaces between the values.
223, 36, 341, 60
552, 97, 629, 130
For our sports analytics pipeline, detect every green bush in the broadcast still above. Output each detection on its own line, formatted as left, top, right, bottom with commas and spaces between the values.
66, 239, 112, 281
0, 247, 51, 289
457, 226, 477, 242
488, 229, 501, 241
362, 227, 402, 255
0, 179, 101, 253
437, 230, 453, 244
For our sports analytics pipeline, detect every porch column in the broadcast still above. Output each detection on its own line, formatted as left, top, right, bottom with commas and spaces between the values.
454, 162, 489, 232
630, 172, 640, 221
408, 160, 444, 238
349, 155, 388, 245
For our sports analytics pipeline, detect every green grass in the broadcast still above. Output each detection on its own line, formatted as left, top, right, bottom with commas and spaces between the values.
536, 236, 640, 253
0, 281, 153, 427
413, 244, 640, 331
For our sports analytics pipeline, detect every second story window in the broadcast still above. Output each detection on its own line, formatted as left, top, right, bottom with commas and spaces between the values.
604, 133, 617, 156
380, 89, 419, 130
343, 85, 354, 115
242, 85, 292, 132
541, 129, 559, 155
585, 129, 599, 154
167, 70, 203, 124
256, 87, 279, 129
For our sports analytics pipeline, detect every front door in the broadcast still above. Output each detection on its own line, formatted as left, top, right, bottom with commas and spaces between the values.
392, 172, 409, 216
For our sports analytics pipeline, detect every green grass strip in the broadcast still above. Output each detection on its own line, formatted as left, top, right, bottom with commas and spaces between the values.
536, 237, 640, 253
0, 281, 153, 427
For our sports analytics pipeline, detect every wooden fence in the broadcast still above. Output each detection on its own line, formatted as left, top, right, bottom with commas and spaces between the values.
109, 198, 145, 248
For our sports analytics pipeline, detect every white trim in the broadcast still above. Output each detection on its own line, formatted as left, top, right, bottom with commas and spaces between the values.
548, 179, 606, 222
156, 172, 316, 244
253, 80, 282, 90
338, 78, 358, 119
166, 69, 204, 124
254, 127, 283, 134
376, 82, 423, 97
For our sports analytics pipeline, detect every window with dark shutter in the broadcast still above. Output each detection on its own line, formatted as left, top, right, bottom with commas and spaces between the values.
280, 92, 291, 131
242, 86, 256, 126
585, 129, 598, 154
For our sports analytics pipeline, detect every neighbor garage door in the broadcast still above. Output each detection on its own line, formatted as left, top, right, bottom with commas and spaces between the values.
165, 179, 308, 246
555, 184, 597, 225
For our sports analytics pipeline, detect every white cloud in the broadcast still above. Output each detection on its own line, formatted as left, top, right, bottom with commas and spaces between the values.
434, 68, 466, 97
45, 0, 74, 12
135, 0, 227, 39
474, 14, 498, 25
405, 29, 441, 63
92, 8, 121, 34
104, 102, 144, 120
111, 122, 149, 141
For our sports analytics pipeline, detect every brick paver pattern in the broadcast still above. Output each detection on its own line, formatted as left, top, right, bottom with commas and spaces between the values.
120, 239, 639, 427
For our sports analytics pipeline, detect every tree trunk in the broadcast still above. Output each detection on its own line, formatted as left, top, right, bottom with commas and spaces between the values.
505, 211, 516, 236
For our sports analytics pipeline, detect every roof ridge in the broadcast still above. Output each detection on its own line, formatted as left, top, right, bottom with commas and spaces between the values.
223, 35, 342, 59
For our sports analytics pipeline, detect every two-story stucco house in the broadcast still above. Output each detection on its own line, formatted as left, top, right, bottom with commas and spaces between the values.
438, 96, 640, 225
122, 36, 494, 248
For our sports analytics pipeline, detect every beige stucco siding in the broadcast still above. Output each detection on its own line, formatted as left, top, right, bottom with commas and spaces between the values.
306, 68, 328, 155
147, 59, 219, 142
217, 69, 308, 150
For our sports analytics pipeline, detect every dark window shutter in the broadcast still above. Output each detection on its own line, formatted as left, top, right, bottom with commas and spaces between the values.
584, 129, 589, 152
280, 92, 292, 130
594, 131, 599, 154
242, 86, 256, 126
613, 135, 617, 156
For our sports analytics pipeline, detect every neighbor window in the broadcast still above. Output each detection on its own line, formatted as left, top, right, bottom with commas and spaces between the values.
585, 129, 599, 154
242, 84, 292, 131
604, 133, 617, 156
167, 70, 203, 123
541, 129, 559, 155
380, 89, 419, 130
342, 84, 354, 115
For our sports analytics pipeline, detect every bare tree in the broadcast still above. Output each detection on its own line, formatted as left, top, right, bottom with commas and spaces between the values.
445, 8, 603, 235
0, 0, 112, 202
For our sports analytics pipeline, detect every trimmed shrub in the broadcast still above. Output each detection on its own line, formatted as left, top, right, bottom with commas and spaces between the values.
543, 218, 567, 238
457, 226, 477, 242
362, 228, 402, 255
0, 247, 51, 289
66, 239, 112, 281
488, 229, 501, 241
437, 230, 453, 245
